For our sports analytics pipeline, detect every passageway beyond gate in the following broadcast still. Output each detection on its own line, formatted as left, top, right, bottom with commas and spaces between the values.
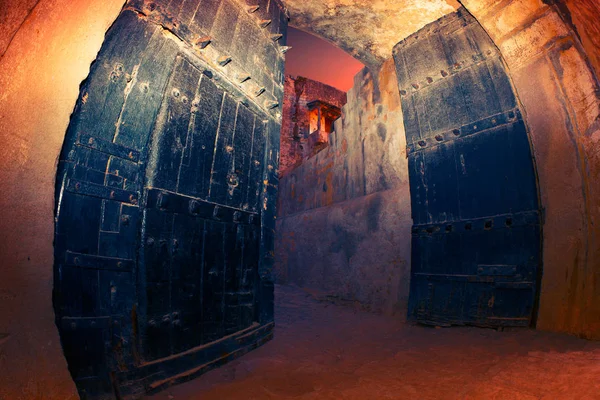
147, 285, 600, 400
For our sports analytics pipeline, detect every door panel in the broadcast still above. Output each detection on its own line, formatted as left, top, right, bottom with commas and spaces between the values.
394, 8, 542, 328
54, 0, 286, 398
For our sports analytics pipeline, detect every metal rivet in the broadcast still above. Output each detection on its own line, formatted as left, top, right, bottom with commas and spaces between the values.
110, 191, 116, 199
508, 111, 515, 119
237, 73, 251, 83
435, 134, 443, 142
74, 257, 81, 265
74, 182, 81, 191
227, 173, 239, 187
400, 90, 407, 96
146, 237, 155, 246
452, 129, 460, 136
129, 194, 136, 204
128, 151, 135, 160
217, 56, 232, 66
441, 70, 448, 77
426, 77, 433, 84
412, 83, 419, 90
491, 118, 497, 124
172, 88, 180, 98
117, 261, 123, 268
88, 137, 94, 145
189, 200, 200, 215
121, 215, 130, 226
196, 36, 212, 49
418, 140, 426, 147
265, 100, 279, 109
157, 192, 168, 208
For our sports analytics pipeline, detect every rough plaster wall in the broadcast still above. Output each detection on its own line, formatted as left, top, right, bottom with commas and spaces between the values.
276, 188, 412, 315
563, 0, 600, 80
279, 76, 347, 176
275, 59, 412, 315
282, 0, 460, 68
0, 0, 39, 58
461, 0, 600, 339
0, 0, 125, 397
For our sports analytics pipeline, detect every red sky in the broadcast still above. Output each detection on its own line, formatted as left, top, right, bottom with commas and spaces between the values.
284, 27, 365, 92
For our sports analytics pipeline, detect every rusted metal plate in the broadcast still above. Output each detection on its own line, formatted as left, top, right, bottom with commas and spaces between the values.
393, 8, 542, 328
54, 1, 286, 398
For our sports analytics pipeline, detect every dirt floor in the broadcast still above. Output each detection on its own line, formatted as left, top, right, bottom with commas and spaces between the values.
147, 285, 600, 400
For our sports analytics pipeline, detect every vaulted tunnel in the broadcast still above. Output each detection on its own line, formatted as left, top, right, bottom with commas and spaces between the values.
0, 0, 600, 399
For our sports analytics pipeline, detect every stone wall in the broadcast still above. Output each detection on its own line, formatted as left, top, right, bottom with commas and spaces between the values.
461, 0, 600, 339
275, 59, 413, 315
562, 0, 600, 79
279, 76, 347, 176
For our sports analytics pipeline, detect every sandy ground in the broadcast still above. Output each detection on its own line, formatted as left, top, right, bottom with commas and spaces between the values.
146, 284, 600, 400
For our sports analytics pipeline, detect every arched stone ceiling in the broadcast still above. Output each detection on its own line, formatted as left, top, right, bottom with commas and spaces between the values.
282, 0, 461, 68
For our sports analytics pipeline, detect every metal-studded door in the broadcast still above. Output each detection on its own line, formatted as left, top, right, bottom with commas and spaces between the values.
393, 9, 542, 327
53, 0, 286, 398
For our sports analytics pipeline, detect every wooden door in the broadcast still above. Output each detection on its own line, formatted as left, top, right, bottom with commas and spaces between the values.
53, 0, 286, 398
393, 9, 542, 328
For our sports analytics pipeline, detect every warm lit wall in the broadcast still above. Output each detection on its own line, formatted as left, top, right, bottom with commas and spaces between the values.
563, 0, 600, 80
275, 59, 413, 315
460, 0, 600, 339
0, 0, 125, 398
279, 76, 347, 176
